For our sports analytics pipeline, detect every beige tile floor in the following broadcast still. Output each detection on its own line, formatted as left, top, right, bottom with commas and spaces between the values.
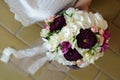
0, 0, 120, 80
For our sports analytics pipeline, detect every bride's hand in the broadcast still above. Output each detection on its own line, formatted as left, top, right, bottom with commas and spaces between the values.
74, 0, 92, 11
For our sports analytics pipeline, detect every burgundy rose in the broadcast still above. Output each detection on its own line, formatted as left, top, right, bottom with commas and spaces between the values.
64, 48, 83, 61
50, 15, 66, 32
76, 29, 97, 49
60, 41, 83, 61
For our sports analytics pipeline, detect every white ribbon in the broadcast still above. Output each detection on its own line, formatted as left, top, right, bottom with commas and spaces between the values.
0, 44, 48, 74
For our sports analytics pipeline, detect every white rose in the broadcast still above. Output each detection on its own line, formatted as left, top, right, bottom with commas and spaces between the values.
65, 16, 75, 23
60, 26, 74, 41
94, 13, 108, 29
70, 24, 80, 35
65, 8, 77, 16
40, 29, 49, 37
53, 33, 64, 42
47, 34, 59, 51
73, 12, 93, 29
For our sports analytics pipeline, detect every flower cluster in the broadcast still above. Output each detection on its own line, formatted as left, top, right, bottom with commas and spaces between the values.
41, 8, 110, 68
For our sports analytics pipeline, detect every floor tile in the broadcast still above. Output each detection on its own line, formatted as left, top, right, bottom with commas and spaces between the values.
0, 0, 22, 33
17, 24, 41, 44
108, 22, 120, 54
0, 26, 27, 50
69, 65, 99, 80
0, 61, 32, 80
113, 13, 120, 28
90, 0, 120, 21
64, 76, 73, 80
33, 62, 67, 80
96, 72, 112, 80
95, 49, 120, 80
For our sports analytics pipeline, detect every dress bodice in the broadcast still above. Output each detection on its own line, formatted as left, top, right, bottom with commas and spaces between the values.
5, 0, 76, 26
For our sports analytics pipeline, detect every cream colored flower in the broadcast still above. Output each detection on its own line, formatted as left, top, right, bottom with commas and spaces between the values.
46, 35, 59, 51
60, 26, 74, 41
40, 29, 49, 37
94, 13, 108, 29
73, 11, 93, 29
65, 8, 77, 16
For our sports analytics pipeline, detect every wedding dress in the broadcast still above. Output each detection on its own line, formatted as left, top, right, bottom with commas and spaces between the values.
5, 0, 77, 26
1, 0, 78, 80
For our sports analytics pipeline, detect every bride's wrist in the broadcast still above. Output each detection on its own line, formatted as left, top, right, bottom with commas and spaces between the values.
74, 0, 92, 11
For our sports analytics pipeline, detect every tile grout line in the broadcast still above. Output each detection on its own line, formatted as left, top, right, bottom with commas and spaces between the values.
111, 22, 120, 30
106, 19, 120, 56
90, 8, 120, 30
106, 19, 120, 30
50, 62, 78, 80
109, 47, 120, 56
111, 9, 120, 23
93, 71, 101, 80
15, 26, 24, 35
15, 35, 31, 47
0, 23, 34, 79
0, 22, 14, 35
1, 51, 35, 80
15, 26, 31, 47
9, 59, 33, 79
0, 22, 30, 47
93, 64, 114, 80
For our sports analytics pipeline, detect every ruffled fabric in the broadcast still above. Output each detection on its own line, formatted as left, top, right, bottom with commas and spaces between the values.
4, 0, 76, 26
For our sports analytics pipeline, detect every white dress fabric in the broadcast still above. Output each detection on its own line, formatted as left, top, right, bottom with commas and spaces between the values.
0, 1, 79, 79
5, 0, 76, 26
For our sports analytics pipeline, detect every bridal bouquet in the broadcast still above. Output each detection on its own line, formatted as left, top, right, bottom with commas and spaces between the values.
41, 8, 110, 68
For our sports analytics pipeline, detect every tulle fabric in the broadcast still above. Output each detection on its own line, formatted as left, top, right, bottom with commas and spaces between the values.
1, 0, 78, 79
0, 38, 76, 80
4, 0, 76, 26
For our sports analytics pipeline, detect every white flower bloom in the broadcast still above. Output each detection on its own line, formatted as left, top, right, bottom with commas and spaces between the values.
60, 26, 74, 41
53, 33, 64, 42
41, 8, 108, 68
70, 24, 80, 35
94, 13, 108, 29
47, 35, 59, 51
65, 8, 77, 16
73, 12, 93, 29
40, 29, 49, 37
